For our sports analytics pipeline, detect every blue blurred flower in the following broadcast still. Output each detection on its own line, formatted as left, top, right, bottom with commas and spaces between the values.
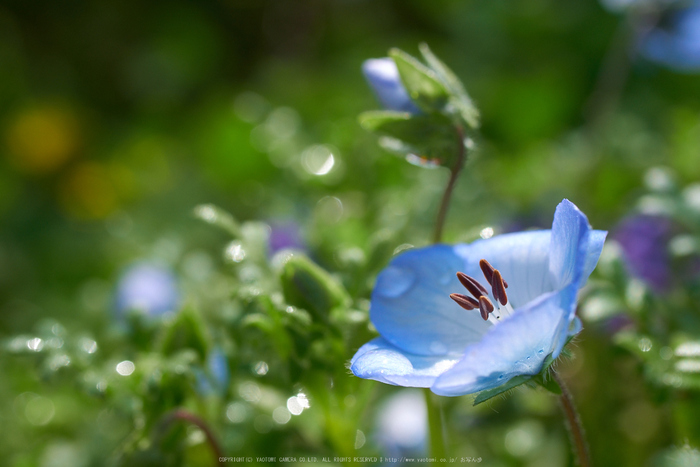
196, 347, 230, 396
639, 1, 700, 72
614, 214, 672, 291
351, 200, 606, 396
362, 58, 421, 114
115, 262, 180, 316
376, 390, 426, 460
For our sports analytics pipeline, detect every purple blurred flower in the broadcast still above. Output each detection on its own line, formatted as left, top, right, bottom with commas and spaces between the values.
614, 215, 673, 291
268, 221, 305, 255
639, 1, 700, 72
362, 58, 421, 114
116, 262, 180, 316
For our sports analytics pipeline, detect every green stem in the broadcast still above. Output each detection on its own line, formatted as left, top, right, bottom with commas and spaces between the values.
156, 409, 224, 466
424, 388, 446, 463
432, 125, 466, 244
424, 125, 466, 463
552, 371, 590, 467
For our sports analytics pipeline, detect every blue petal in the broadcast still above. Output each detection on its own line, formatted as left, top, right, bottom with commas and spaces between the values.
370, 245, 491, 356
584, 229, 607, 281
362, 58, 421, 113
431, 284, 577, 396
549, 199, 591, 290
455, 231, 552, 310
351, 337, 459, 388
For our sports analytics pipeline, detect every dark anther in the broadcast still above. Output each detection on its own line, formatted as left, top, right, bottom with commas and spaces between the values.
491, 270, 508, 306
450, 293, 479, 311
456, 272, 488, 298
478, 296, 494, 321
479, 259, 508, 288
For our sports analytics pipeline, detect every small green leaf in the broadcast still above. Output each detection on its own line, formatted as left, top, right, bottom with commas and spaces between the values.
279, 253, 350, 322
473, 374, 534, 406
359, 110, 461, 167
533, 373, 562, 394
419, 43, 480, 128
389, 48, 449, 112
159, 306, 209, 362
193, 204, 241, 237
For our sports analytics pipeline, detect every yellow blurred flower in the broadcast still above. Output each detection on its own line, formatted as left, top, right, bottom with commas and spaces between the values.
5, 105, 82, 174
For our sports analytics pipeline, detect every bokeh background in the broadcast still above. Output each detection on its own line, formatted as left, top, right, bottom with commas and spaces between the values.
2, 0, 700, 466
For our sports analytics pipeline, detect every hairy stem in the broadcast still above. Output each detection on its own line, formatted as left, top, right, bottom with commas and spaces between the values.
157, 409, 224, 466
424, 389, 446, 464
552, 371, 590, 467
432, 125, 466, 244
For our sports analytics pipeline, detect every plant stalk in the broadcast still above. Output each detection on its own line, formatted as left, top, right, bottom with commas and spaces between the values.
432, 125, 466, 244
157, 409, 224, 466
424, 388, 446, 464
552, 371, 591, 467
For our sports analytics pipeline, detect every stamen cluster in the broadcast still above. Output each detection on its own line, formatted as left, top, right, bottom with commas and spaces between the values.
449, 259, 513, 323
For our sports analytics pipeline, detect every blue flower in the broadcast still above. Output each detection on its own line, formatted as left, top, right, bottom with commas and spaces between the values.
639, 1, 700, 72
350, 200, 606, 396
115, 262, 180, 316
196, 347, 230, 396
362, 58, 421, 114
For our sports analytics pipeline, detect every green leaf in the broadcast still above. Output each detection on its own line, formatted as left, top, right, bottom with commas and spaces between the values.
159, 306, 209, 362
389, 48, 449, 112
419, 43, 480, 128
473, 374, 534, 406
359, 110, 461, 167
279, 253, 350, 323
193, 204, 241, 237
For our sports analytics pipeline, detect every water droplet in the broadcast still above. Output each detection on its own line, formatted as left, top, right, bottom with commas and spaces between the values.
224, 242, 246, 263
116, 360, 135, 376
354, 429, 366, 449
80, 338, 98, 354
25, 396, 55, 426
27, 338, 43, 352
302, 145, 335, 175
675, 341, 700, 357
375, 266, 415, 298
480, 227, 494, 239
239, 382, 261, 403
254, 361, 268, 376
639, 338, 652, 352
537, 349, 544, 355
226, 402, 247, 423
675, 359, 700, 373
194, 204, 217, 223
272, 406, 291, 425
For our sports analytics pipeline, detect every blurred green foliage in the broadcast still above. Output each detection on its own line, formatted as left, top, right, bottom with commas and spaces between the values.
2, 0, 700, 466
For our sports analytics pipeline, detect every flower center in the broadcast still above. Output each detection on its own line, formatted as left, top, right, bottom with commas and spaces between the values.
449, 259, 514, 324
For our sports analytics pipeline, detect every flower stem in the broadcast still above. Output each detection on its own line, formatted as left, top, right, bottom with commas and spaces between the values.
432, 125, 466, 244
157, 409, 224, 466
551, 371, 590, 467
424, 388, 446, 464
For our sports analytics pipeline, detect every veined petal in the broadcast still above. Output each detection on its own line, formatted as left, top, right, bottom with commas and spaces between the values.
351, 337, 460, 388
455, 230, 552, 309
370, 245, 491, 356
431, 285, 577, 397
